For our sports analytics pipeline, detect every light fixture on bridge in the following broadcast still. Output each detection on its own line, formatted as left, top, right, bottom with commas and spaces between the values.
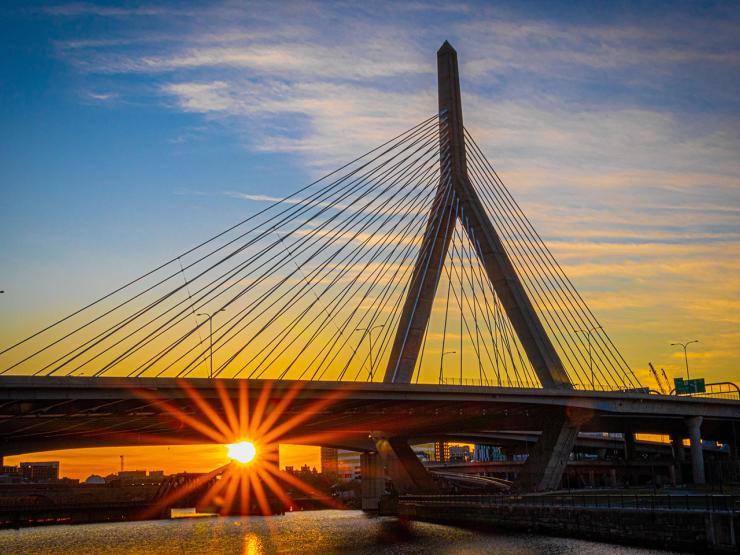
671, 340, 699, 380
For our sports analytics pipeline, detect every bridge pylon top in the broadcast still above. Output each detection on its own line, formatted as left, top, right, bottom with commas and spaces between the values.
384, 42, 572, 389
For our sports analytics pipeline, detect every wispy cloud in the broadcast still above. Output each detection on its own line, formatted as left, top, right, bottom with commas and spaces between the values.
457, 15, 740, 78
43, 3, 195, 17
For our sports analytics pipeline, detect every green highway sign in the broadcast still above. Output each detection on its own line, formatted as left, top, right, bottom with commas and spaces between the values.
674, 377, 706, 395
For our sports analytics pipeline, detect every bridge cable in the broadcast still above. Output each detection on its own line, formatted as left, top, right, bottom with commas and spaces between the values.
71, 122, 442, 378
0, 115, 440, 361
464, 128, 640, 389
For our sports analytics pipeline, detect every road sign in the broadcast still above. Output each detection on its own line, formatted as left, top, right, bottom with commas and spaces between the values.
674, 377, 705, 395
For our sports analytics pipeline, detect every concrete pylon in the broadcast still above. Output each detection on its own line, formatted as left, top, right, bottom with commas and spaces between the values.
373, 435, 438, 494
383, 41, 576, 493
384, 41, 571, 390
517, 408, 589, 492
686, 416, 706, 485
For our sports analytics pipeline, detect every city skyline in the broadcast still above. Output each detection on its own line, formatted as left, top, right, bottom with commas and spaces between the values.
4, 444, 322, 480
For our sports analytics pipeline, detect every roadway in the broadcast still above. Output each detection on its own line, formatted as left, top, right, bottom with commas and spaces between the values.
1, 376, 738, 457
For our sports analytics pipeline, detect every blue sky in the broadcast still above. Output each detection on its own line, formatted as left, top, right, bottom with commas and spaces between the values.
1, 0, 739, 383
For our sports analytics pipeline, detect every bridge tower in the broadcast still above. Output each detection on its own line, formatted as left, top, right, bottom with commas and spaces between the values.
380, 41, 579, 493
384, 41, 571, 390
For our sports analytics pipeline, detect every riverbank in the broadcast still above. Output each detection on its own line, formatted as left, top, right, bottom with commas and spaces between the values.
398, 493, 739, 553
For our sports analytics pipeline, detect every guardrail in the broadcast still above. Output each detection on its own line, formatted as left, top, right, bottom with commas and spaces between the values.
439, 378, 541, 388
670, 382, 740, 401
401, 493, 739, 514
438, 378, 644, 392
438, 377, 740, 400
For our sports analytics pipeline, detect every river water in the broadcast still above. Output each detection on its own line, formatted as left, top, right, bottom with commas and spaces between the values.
0, 510, 673, 554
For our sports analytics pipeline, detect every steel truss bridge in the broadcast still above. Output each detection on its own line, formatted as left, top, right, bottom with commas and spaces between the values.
0, 43, 738, 495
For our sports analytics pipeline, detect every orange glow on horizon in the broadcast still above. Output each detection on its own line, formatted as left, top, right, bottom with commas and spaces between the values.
120, 379, 350, 518
3, 444, 321, 480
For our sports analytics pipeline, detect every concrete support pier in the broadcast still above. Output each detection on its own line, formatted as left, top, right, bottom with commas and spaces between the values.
730, 422, 739, 462
624, 431, 637, 461
686, 416, 705, 485
670, 432, 685, 484
517, 409, 583, 491
375, 436, 438, 494
360, 452, 385, 511
623, 431, 637, 485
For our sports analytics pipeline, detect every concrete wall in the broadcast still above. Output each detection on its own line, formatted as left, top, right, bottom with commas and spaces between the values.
399, 501, 739, 552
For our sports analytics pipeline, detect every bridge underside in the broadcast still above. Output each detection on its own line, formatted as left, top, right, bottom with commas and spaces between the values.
1, 376, 737, 457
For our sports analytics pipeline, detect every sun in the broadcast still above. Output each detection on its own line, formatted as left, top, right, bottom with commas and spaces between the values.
130, 381, 350, 518
227, 440, 257, 464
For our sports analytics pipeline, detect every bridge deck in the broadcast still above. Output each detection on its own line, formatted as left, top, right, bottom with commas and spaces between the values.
0, 376, 738, 456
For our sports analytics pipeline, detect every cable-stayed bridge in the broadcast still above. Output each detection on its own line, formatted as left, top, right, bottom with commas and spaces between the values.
0, 43, 738, 495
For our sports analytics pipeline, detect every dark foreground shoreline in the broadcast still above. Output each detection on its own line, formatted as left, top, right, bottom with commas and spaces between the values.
396, 493, 739, 553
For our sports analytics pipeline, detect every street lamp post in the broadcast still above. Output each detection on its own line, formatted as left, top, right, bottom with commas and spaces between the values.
197, 309, 226, 378
671, 340, 699, 380
355, 325, 384, 381
576, 325, 602, 390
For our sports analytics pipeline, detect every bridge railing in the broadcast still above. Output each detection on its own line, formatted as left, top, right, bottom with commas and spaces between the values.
439, 377, 541, 388
672, 382, 740, 401
440, 375, 738, 399
400, 493, 739, 514
439, 377, 649, 393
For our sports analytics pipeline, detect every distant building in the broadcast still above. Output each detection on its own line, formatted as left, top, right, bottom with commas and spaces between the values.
114, 470, 165, 486
448, 445, 471, 463
118, 470, 147, 479
434, 441, 450, 462
427, 443, 474, 463
0, 465, 17, 475
0, 465, 21, 484
19, 461, 59, 482
285, 465, 318, 475
474, 444, 504, 462
317, 449, 360, 481
337, 450, 361, 481
413, 443, 436, 463
85, 474, 106, 485
320, 447, 338, 475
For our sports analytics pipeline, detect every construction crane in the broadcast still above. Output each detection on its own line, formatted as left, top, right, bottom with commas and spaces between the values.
661, 367, 671, 392
649, 362, 669, 394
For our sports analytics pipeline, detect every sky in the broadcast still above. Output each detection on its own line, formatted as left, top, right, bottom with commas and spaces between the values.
1, 0, 739, 478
